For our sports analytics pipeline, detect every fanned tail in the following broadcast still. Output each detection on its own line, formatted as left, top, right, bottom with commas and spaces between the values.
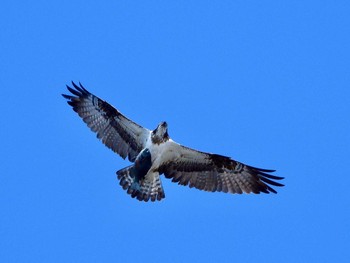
116, 166, 165, 202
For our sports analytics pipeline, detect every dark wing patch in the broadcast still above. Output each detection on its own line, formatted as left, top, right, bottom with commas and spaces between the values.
62, 82, 150, 161
159, 143, 284, 195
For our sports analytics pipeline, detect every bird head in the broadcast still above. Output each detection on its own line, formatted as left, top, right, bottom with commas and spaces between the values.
151, 121, 169, 144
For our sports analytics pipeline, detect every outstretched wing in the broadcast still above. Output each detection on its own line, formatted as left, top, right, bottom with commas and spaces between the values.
158, 141, 284, 194
62, 82, 151, 161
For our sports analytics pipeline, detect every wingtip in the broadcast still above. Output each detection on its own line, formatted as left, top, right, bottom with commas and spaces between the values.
71, 81, 79, 89
62, 93, 70, 99
78, 81, 88, 91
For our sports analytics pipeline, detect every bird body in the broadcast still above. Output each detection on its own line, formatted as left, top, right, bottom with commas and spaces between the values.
63, 82, 284, 202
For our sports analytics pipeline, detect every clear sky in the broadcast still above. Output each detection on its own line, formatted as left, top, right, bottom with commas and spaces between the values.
1, 1, 349, 262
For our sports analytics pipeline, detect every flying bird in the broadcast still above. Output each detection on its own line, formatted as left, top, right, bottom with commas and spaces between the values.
62, 82, 284, 202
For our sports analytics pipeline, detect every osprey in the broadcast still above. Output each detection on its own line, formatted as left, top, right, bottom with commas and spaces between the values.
63, 82, 284, 202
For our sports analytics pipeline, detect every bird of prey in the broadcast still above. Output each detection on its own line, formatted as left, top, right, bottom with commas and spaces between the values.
62, 82, 284, 202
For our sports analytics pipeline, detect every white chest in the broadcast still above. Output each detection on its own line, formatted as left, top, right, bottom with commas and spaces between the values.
145, 139, 179, 168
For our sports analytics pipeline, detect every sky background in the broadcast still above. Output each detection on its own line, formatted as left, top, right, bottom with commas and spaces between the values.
1, 1, 349, 262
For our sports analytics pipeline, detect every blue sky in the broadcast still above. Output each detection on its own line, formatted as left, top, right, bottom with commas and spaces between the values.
1, 1, 349, 262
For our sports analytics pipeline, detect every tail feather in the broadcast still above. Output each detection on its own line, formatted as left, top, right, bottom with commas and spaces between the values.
117, 165, 134, 190
116, 166, 165, 202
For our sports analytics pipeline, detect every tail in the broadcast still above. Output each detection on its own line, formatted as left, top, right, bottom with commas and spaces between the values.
116, 166, 165, 202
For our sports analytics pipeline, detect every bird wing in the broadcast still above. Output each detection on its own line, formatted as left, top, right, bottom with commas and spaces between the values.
62, 82, 151, 162
158, 140, 284, 194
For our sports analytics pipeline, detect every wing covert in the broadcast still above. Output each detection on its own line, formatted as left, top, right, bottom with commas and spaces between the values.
62, 82, 150, 161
